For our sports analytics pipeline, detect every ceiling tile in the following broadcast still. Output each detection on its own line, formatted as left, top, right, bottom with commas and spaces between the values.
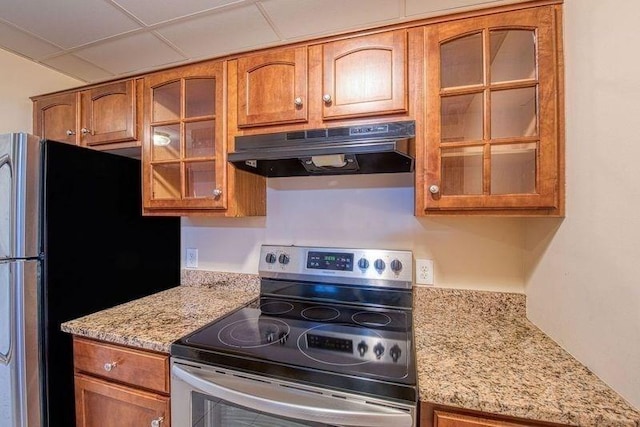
156, 4, 279, 59
73, 32, 187, 75
0, 21, 62, 60
112, 0, 246, 25
42, 54, 114, 83
0, 0, 141, 49
259, 0, 403, 39
405, 0, 521, 16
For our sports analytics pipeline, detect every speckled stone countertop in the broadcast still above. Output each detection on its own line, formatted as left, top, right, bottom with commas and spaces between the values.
61, 272, 639, 427
61, 271, 260, 353
414, 286, 640, 427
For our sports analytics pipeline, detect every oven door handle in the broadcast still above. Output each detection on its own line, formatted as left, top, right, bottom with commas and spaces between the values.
172, 363, 414, 427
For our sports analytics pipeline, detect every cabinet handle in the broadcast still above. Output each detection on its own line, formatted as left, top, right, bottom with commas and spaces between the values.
150, 416, 164, 427
66, 129, 76, 136
212, 188, 223, 197
322, 94, 332, 103
103, 361, 118, 372
429, 185, 440, 194
81, 127, 92, 135
294, 97, 303, 107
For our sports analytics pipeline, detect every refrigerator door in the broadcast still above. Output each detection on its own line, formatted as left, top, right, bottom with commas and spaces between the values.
0, 133, 41, 261
0, 259, 41, 427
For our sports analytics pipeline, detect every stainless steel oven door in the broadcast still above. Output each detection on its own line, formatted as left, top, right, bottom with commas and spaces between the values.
171, 359, 416, 427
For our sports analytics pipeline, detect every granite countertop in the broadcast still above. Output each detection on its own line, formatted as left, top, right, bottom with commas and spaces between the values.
61, 272, 260, 353
61, 273, 640, 427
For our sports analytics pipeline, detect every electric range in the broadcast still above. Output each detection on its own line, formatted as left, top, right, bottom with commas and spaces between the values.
170, 245, 418, 426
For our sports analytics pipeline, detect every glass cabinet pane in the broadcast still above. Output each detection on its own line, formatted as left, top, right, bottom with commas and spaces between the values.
490, 30, 536, 83
185, 161, 216, 198
152, 124, 180, 161
185, 78, 215, 118
441, 93, 483, 142
152, 81, 180, 122
441, 146, 483, 195
186, 120, 215, 158
152, 163, 181, 199
441, 33, 483, 88
491, 87, 537, 138
491, 143, 536, 194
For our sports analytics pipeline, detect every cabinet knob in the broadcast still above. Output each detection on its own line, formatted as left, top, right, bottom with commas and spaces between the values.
150, 416, 164, 427
294, 97, 303, 106
322, 94, 332, 103
66, 129, 76, 136
429, 185, 440, 194
103, 361, 118, 372
212, 188, 223, 197
81, 127, 92, 135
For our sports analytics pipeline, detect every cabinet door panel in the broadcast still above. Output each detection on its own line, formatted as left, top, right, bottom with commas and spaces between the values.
435, 410, 525, 427
423, 6, 561, 214
322, 30, 407, 119
237, 47, 308, 127
33, 92, 78, 144
80, 80, 136, 146
143, 62, 227, 211
75, 374, 169, 427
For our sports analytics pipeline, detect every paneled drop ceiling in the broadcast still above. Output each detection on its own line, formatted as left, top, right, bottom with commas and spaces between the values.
0, 0, 526, 84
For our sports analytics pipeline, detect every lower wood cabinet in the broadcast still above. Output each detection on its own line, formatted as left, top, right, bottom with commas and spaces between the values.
421, 403, 568, 427
72, 337, 170, 427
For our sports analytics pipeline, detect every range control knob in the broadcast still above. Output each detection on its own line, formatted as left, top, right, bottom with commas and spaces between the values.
278, 253, 290, 265
357, 341, 369, 357
390, 344, 402, 362
265, 253, 277, 264
374, 259, 386, 272
357, 258, 369, 270
390, 259, 403, 273
373, 342, 385, 359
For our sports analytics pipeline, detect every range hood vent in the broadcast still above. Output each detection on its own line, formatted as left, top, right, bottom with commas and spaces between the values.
228, 121, 415, 177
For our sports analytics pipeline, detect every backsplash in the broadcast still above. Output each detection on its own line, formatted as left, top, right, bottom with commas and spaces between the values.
181, 269, 260, 293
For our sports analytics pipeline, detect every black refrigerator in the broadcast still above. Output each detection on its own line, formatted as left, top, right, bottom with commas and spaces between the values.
0, 134, 180, 427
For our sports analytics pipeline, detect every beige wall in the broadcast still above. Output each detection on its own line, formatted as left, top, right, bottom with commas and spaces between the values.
525, 0, 640, 409
182, 173, 527, 293
0, 48, 81, 134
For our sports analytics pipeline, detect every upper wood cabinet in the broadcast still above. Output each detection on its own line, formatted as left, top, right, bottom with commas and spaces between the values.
32, 92, 78, 144
418, 5, 563, 216
79, 80, 137, 147
237, 47, 308, 127
321, 29, 408, 120
143, 61, 226, 211
233, 29, 408, 128
32, 79, 138, 149
143, 60, 266, 216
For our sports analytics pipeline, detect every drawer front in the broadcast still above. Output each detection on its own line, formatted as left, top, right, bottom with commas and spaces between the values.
73, 337, 169, 394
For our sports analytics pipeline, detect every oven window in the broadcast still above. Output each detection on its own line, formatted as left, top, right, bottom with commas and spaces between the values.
192, 391, 338, 427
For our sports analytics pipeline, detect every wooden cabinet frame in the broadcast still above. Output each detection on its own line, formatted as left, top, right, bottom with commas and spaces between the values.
418, 5, 564, 216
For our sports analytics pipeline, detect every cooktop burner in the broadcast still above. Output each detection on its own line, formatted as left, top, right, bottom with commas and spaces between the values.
171, 245, 417, 404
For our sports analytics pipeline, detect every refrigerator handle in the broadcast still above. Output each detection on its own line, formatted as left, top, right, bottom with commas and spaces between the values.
0, 263, 14, 364
0, 153, 11, 172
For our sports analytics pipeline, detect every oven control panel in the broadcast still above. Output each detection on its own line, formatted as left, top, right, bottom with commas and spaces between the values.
259, 245, 413, 288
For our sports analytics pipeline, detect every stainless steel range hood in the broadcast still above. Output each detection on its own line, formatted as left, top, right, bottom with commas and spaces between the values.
228, 121, 415, 177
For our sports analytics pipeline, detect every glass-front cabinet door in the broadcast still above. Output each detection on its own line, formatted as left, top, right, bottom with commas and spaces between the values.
423, 6, 562, 214
143, 61, 226, 211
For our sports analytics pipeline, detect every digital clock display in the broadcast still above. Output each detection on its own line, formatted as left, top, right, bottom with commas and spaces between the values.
307, 251, 353, 271
307, 334, 353, 353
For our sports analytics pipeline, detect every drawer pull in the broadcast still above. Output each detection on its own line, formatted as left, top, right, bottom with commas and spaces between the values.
103, 361, 118, 372
151, 416, 164, 427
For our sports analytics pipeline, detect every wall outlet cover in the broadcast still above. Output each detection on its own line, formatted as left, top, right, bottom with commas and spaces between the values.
415, 259, 434, 285
186, 248, 198, 268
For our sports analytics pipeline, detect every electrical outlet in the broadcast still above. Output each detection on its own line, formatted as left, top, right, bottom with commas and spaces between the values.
186, 248, 198, 269
415, 259, 434, 285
